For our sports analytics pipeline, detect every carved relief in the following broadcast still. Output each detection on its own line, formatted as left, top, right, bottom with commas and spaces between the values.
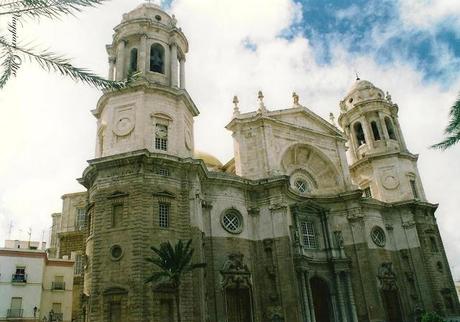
377, 262, 397, 290
380, 167, 400, 190
220, 252, 251, 289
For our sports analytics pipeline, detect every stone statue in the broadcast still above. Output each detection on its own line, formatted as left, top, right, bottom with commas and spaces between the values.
292, 92, 299, 105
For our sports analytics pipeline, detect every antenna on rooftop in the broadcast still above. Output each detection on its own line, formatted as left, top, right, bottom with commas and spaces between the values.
7, 221, 13, 239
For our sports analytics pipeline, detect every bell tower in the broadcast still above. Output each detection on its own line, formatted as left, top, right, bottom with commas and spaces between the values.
93, 3, 198, 159
338, 79, 426, 202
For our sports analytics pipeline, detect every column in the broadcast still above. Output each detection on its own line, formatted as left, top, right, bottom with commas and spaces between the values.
306, 274, 316, 322
335, 272, 348, 322
179, 58, 186, 89
393, 116, 408, 151
299, 271, 312, 322
170, 43, 178, 87
139, 35, 148, 73
108, 57, 115, 80
360, 116, 373, 149
115, 40, 126, 81
378, 111, 390, 141
345, 273, 359, 322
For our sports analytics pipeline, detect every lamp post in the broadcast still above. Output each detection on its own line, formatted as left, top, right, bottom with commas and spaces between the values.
33, 306, 38, 320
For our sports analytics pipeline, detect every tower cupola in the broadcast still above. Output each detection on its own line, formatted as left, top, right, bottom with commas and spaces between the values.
338, 79, 426, 203
106, 3, 188, 88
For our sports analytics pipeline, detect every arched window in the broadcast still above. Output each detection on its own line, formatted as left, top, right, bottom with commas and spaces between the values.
371, 121, 381, 141
385, 117, 397, 140
354, 122, 366, 146
129, 48, 138, 73
150, 44, 164, 73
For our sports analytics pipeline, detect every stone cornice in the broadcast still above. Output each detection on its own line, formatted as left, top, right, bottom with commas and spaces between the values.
349, 150, 418, 172
93, 84, 199, 118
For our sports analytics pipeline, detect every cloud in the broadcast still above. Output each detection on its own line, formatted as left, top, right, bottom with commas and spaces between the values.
398, 0, 460, 31
1, 0, 460, 282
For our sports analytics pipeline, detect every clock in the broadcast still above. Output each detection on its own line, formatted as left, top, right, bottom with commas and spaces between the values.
113, 116, 134, 136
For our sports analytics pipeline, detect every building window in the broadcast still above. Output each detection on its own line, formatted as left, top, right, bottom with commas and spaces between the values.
221, 209, 243, 234
74, 254, 83, 275
363, 187, 372, 198
300, 221, 317, 249
294, 179, 309, 193
129, 48, 138, 73
385, 117, 397, 140
12, 267, 26, 283
371, 121, 381, 140
354, 122, 366, 146
410, 179, 418, 199
159, 203, 170, 228
436, 261, 443, 272
8, 297, 23, 318
155, 123, 168, 151
52, 276, 65, 290
112, 204, 123, 228
370, 226, 386, 247
110, 245, 123, 261
150, 43, 165, 73
430, 236, 438, 252
158, 167, 170, 176
88, 211, 94, 235
76, 208, 86, 231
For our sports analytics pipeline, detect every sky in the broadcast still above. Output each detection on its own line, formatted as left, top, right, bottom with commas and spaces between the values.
0, 0, 459, 277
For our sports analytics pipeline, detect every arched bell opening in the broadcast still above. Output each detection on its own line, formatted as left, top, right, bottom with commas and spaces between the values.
150, 43, 165, 74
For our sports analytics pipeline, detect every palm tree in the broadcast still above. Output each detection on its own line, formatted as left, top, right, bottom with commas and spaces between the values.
0, 0, 132, 90
145, 239, 206, 322
432, 94, 460, 150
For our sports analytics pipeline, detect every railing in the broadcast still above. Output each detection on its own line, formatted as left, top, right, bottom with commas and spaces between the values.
51, 281, 66, 290
11, 273, 27, 283
49, 312, 63, 321
7, 308, 23, 318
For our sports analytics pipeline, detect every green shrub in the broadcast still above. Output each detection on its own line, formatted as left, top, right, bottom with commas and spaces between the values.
421, 312, 445, 322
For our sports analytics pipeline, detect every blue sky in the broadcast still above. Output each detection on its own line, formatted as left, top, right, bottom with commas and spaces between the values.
279, 0, 460, 85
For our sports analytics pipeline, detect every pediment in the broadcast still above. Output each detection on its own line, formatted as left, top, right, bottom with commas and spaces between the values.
269, 107, 344, 138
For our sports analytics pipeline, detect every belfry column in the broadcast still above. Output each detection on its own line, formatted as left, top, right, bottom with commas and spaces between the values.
170, 43, 178, 87
139, 35, 148, 72
378, 112, 390, 140
179, 58, 186, 89
108, 57, 115, 80
115, 40, 126, 80
393, 115, 408, 151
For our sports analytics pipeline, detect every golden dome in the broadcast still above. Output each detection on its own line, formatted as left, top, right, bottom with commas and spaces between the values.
194, 151, 223, 169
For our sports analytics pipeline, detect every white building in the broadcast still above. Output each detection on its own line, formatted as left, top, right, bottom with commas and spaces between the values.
0, 242, 74, 322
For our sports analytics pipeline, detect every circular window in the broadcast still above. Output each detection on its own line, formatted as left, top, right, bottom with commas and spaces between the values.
370, 227, 386, 247
110, 245, 123, 261
155, 15, 162, 21
294, 179, 309, 193
221, 209, 243, 234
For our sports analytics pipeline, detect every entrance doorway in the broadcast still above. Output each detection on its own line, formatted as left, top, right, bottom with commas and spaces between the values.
225, 288, 252, 322
382, 290, 403, 322
310, 277, 332, 322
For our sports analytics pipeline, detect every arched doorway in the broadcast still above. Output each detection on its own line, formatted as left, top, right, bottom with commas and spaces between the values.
382, 289, 403, 322
310, 277, 332, 322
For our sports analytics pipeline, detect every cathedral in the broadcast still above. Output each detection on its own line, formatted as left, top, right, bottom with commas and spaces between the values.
49, 3, 460, 322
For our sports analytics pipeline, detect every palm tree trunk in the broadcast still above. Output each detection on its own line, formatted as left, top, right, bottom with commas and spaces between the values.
175, 288, 181, 322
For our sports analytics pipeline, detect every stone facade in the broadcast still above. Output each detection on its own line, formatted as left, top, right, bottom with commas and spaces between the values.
49, 3, 459, 322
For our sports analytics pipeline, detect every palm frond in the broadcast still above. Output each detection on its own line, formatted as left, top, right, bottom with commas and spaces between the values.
145, 271, 170, 284
0, 37, 128, 90
0, 0, 107, 19
432, 93, 460, 150
0, 40, 21, 88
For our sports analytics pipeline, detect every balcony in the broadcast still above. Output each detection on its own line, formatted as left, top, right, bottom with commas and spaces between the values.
51, 281, 66, 290
7, 308, 23, 318
11, 273, 27, 283
49, 312, 63, 321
